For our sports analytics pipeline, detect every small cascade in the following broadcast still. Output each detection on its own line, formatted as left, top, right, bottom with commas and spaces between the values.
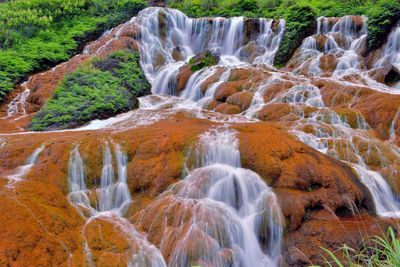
390, 109, 400, 142
6, 79, 31, 118
68, 142, 131, 216
277, 83, 400, 217
294, 15, 367, 76
269, 83, 324, 107
67, 142, 166, 266
137, 128, 283, 266
353, 165, 400, 217
375, 24, 400, 69
135, 7, 285, 95
6, 144, 44, 186
374, 23, 400, 88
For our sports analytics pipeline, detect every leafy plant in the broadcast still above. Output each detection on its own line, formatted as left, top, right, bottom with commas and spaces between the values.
366, 0, 400, 51
0, 0, 147, 102
189, 51, 219, 72
274, 4, 317, 67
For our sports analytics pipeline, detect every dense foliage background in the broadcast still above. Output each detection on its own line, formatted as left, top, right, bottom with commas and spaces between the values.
29, 50, 150, 131
0, 0, 147, 101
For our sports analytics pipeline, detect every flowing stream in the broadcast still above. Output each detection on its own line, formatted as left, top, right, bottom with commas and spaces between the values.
136, 128, 283, 266
2, 6, 400, 266
67, 142, 167, 266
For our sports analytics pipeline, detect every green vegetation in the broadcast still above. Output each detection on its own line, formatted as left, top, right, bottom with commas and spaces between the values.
167, 0, 400, 66
366, 0, 400, 51
167, 0, 374, 19
29, 50, 150, 131
189, 51, 219, 72
315, 226, 400, 267
0, 0, 147, 101
274, 5, 316, 67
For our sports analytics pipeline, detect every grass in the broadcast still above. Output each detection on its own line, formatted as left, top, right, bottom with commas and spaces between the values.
312, 225, 400, 267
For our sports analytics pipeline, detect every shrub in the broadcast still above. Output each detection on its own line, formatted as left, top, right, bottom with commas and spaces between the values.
274, 5, 317, 67
366, 0, 400, 51
188, 51, 219, 72
0, 0, 148, 102
29, 50, 151, 131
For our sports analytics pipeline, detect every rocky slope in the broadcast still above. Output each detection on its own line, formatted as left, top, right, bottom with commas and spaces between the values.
0, 6, 400, 267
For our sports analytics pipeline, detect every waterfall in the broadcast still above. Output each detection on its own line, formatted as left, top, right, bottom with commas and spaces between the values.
67, 142, 167, 266
135, 7, 285, 96
280, 82, 400, 217
295, 15, 367, 76
6, 80, 31, 118
375, 24, 400, 69
138, 128, 283, 266
68, 142, 131, 216
6, 144, 44, 186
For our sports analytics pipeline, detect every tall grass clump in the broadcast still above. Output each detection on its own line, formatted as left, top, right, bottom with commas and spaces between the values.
316, 225, 400, 267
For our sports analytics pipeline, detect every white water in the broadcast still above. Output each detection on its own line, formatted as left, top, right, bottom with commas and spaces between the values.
276, 80, 400, 217
6, 144, 44, 187
68, 142, 132, 216
295, 16, 367, 76
6, 81, 31, 118
375, 24, 400, 69
134, 7, 285, 97
137, 128, 283, 266
67, 142, 166, 266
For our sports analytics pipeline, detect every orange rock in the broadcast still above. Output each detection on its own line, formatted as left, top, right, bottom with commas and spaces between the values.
176, 65, 194, 94
200, 68, 224, 95
235, 122, 375, 231
214, 103, 242, 114
214, 81, 246, 101
226, 91, 254, 111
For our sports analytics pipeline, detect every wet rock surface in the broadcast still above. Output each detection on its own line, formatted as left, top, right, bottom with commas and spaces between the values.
1, 7, 400, 267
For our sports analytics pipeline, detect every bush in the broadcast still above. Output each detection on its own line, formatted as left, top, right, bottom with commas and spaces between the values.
29, 50, 151, 131
274, 5, 317, 67
366, 0, 400, 51
188, 51, 219, 72
0, 0, 148, 102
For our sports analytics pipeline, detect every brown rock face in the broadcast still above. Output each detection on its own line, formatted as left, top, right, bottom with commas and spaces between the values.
226, 91, 254, 111
177, 65, 194, 94
314, 78, 400, 140
236, 122, 374, 230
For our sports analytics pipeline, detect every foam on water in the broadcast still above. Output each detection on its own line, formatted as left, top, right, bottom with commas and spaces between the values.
136, 128, 283, 266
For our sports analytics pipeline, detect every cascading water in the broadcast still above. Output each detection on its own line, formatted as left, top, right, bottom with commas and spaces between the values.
373, 23, 400, 88
6, 79, 31, 118
5, 144, 45, 189
375, 23, 400, 69
294, 15, 367, 76
67, 142, 167, 266
68, 142, 133, 216
136, 128, 283, 266
134, 7, 285, 97
268, 81, 400, 217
